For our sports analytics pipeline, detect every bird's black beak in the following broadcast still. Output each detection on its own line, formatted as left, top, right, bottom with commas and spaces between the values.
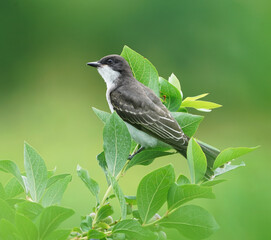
87, 62, 101, 68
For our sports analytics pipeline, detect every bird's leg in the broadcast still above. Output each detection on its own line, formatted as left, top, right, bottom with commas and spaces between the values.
128, 146, 145, 160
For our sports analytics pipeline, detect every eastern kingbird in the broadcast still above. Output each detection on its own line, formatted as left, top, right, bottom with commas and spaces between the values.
87, 55, 219, 170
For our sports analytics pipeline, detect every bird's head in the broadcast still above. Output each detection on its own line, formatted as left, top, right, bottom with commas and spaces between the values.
87, 55, 133, 85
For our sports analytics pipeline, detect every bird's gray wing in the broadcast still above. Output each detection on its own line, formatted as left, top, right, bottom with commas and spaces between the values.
110, 86, 188, 148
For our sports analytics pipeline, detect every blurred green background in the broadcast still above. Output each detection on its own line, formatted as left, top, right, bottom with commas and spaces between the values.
1, 0, 270, 239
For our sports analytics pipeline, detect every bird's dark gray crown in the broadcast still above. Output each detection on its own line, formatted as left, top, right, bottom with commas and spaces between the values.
98, 55, 133, 76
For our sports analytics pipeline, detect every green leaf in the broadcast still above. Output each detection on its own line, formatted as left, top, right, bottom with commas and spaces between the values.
5, 178, 24, 199
183, 93, 209, 101
42, 175, 72, 207
0, 198, 15, 222
127, 149, 174, 170
201, 179, 226, 187
171, 112, 204, 137
96, 204, 113, 222
80, 215, 92, 232
77, 165, 99, 203
113, 219, 153, 240
47, 168, 56, 179
181, 96, 222, 111
0, 183, 6, 199
46, 174, 70, 188
44, 229, 71, 240
158, 205, 219, 240
6, 199, 26, 208
88, 229, 106, 239
92, 107, 111, 124
24, 143, 48, 202
15, 201, 43, 220
15, 213, 38, 240
167, 184, 215, 210
103, 112, 131, 176
137, 165, 175, 224
0, 219, 19, 240
97, 151, 107, 172
97, 151, 110, 185
159, 77, 182, 111
213, 146, 258, 169
39, 206, 74, 240
187, 138, 207, 184
176, 175, 190, 185
125, 195, 137, 205
121, 45, 160, 96
96, 221, 110, 230
0, 160, 25, 190
214, 162, 245, 177
108, 172, 127, 220
168, 73, 181, 92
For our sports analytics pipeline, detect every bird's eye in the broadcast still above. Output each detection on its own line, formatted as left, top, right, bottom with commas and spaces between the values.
107, 59, 113, 64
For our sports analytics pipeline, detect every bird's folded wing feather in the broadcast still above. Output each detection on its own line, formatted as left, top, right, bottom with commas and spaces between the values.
110, 87, 187, 147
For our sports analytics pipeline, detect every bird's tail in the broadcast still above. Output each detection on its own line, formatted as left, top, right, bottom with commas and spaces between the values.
176, 139, 220, 178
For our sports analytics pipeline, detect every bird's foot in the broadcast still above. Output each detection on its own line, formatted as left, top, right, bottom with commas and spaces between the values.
128, 146, 145, 160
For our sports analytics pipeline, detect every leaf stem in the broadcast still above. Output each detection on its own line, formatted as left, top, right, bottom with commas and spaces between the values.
143, 209, 173, 227
92, 155, 132, 227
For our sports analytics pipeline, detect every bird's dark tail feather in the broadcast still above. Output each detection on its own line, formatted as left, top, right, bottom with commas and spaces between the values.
176, 139, 220, 179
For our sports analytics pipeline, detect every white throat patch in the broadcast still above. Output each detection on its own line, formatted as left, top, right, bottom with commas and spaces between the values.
97, 65, 120, 89
97, 65, 120, 113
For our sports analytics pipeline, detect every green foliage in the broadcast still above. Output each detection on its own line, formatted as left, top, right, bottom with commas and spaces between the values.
137, 165, 175, 224
126, 149, 174, 170
159, 77, 182, 111
181, 93, 222, 112
213, 146, 259, 169
167, 184, 215, 210
176, 175, 191, 185
24, 143, 48, 202
121, 45, 160, 96
158, 205, 219, 240
77, 165, 99, 203
0, 143, 73, 240
0, 46, 258, 240
113, 219, 153, 240
108, 171, 127, 220
187, 138, 207, 184
0, 160, 25, 190
171, 112, 204, 137
103, 112, 131, 177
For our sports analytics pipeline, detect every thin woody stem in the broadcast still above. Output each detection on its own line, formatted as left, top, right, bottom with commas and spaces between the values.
92, 144, 139, 227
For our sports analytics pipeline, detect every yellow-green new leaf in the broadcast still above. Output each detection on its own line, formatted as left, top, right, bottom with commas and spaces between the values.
183, 93, 209, 102
182, 100, 222, 110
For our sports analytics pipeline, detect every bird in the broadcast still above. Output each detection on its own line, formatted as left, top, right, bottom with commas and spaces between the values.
87, 55, 219, 173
